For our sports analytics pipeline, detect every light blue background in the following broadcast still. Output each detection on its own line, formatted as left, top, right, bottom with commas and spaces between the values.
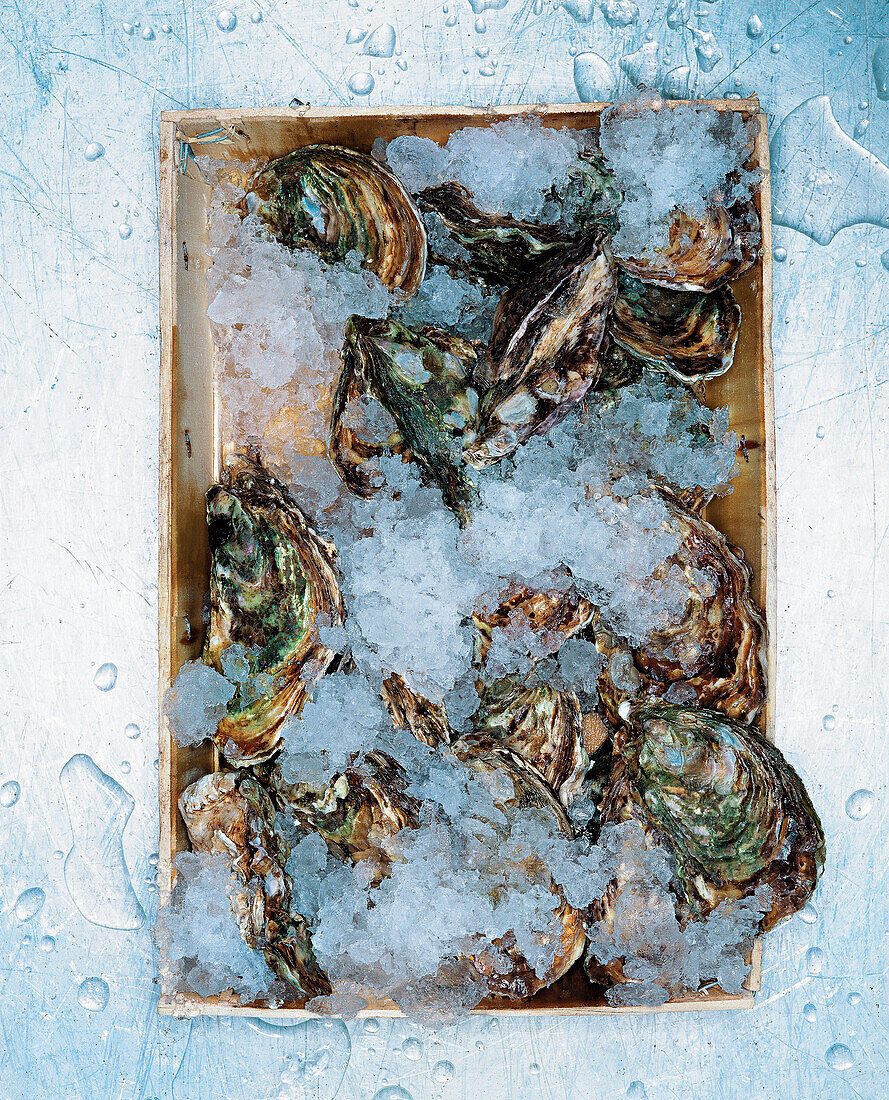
1, 1, 886, 1097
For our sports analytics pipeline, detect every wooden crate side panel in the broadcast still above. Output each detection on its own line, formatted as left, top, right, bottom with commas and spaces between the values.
159, 102, 772, 1014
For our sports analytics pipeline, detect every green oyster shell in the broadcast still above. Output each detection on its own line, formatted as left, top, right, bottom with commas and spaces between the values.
204, 454, 344, 766
611, 701, 825, 929
179, 770, 331, 998
330, 316, 481, 522
464, 237, 617, 468
415, 182, 572, 288
246, 144, 427, 296
608, 271, 741, 383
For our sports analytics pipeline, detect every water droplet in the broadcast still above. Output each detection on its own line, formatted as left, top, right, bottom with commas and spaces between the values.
363, 22, 396, 57
142, 26, 155, 40
803, 1002, 818, 1022
363, 1018, 380, 1032
627, 1084, 647, 1100
432, 1061, 455, 1083
94, 663, 117, 691
825, 1043, 853, 1070
348, 72, 375, 95
40, 935, 55, 952
14, 887, 46, 921
848, 991, 862, 1005
216, 10, 237, 32
773, 246, 787, 262
60, 754, 145, 930
111, 199, 119, 207
856, 257, 867, 267
77, 977, 110, 1011
692, 28, 722, 72
845, 789, 874, 819
573, 53, 616, 102
771, 42, 782, 53
125, 723, 141, 739
148, 852, 159, 867
475, 16, 487, 31
476, 45, 490, 57
827, 589, 836, 597
162, 22, 173, 32
662, 65, 691, 99
402, 1037, 423, 1060
346, 27, 366, 43
373, 1089, 412, 1100
446, 13, 458, 25
118, 224, 133, 240
476, 1041, 485, 1050
468, 0, 508, 10
746, 14, 764, 38
120, 761, 131, 774
84, 142, 105, 162
816, 426, 826, 440
873, 42, 889, 100
806, 947, 826, 975
601, 0, 639, 28
854, 119, 869, 139
123, 22, 135, 35
534, 0, 544, 11
619, 40, 659, 86
479, 64, 495, 76
844, 34, 853, 44
1, 780, 21, 807
396, 58, 408, 70
822, 712, 836, 729
251, 10, 263, 22
800, 903, 818, 924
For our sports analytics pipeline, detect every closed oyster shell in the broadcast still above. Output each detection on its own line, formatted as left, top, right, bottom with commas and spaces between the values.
330, 317, 480, 522
204, 454, 344, 765
381, 672, 452, 747
245, 144, 426, 296
608, 272, 740, 383
609, 701, 825, 930
616, 198, 760, 293
464, 237, 617, 468
179, 770, 331, 997
593, 491, 766, 725
415, 182, 572, 288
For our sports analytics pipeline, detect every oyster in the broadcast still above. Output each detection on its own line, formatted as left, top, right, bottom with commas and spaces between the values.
608, 701, 825, 929
271, 751, 420, 885
330, 316, 480, 522
245, 144, 426, 296
415, 182, 572, 288
466, 582, 596, 804
204, 454, 344, 765
594, 491, 766, 725
464, 237, 617, 468
554, 147, 623, 237
381, 672, 452, 747
179, 770, 331, 997
616, 198, 760, 293
608, 272, 740, 383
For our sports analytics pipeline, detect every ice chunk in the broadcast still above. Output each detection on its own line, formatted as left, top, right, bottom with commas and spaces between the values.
395, 265, 503, 341
384, 135, 450, 193
599, 91, 759, 259
157, 851, 273, 1002
163, 661, 235, 746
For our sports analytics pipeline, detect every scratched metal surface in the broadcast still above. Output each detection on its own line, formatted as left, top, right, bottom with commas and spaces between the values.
1, 1, 887, 1097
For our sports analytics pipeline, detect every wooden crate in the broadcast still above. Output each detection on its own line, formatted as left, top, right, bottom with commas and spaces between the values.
158, 100, 774, 1018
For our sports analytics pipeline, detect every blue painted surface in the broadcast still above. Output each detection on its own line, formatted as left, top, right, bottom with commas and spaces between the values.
0, 1, 886, 1096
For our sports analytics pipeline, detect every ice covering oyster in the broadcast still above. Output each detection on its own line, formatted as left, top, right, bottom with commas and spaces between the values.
464, 237, 617, 468
179, 770, 331, 997
616, 198, 760, 293
606, 701, 825, 929
594, 491, 766, 725
330, 316, 481, 521
245, 144, 426, 296
415, 182, 572, 288
204, 454, 344, 765
608, 272, 740, 383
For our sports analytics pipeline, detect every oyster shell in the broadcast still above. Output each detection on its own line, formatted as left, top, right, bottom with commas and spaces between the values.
415, 182, 572, 288
381, 672, 452, 747
330, 316, 480, 522
609, 701, 825, 929
594, 491, 766, 725
204, 454, 344, 765
271, 751, 420, 885
464, 237, 617, 468
179, 770, 331, 997
245, 144, 426, 296
608, 272, 740, 383
616, 198, 760, 293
